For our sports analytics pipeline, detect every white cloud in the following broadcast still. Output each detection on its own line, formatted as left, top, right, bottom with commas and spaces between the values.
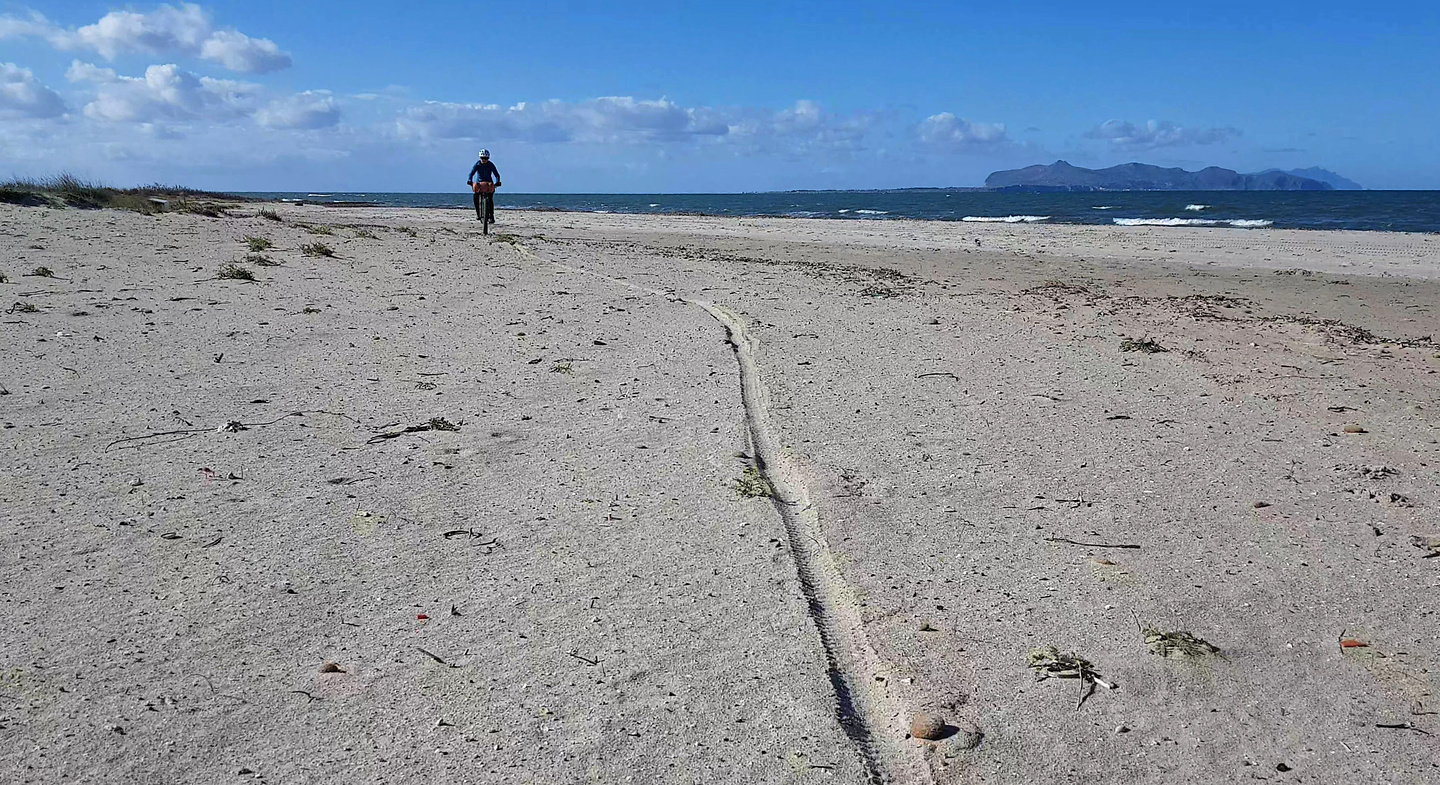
0, 62, 66, 119
197, 29, 290, 73
257, 90, 340, 130
0, 4, 291, 73
0, 10, 50, 38
915, 113, 1009, 151
67, 61, 260, 123
1086, 119, 1240, 148
395, 96, 878, 153
397, 96, 736, 144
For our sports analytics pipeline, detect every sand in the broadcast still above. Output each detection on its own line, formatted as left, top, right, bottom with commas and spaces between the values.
1, 203, 1437, 784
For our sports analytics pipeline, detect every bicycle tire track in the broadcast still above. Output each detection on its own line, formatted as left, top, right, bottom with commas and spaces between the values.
510, 243, 927, 784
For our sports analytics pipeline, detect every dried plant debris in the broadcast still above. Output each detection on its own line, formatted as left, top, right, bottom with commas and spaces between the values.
1120, 337, 1169, 354
1142, 625, 1223, 661
217, 264, 256, 281
366, 416, 461, 444
1023, 280, 1092, 297
734, 464, 772, 498
258, 207, 282, 221
1412, 535, 1440, 558
301, 242, 335, 258
1027, 646, 1116, 709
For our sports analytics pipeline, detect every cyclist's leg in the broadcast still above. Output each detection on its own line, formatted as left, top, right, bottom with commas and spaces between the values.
486, 191, 496, 222
473, 190, 482, 220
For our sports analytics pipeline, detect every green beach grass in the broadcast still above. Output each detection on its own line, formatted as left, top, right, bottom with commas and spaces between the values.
0, 174, 245, 216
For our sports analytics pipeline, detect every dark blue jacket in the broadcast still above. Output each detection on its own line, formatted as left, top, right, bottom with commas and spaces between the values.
468, 160, 501, 185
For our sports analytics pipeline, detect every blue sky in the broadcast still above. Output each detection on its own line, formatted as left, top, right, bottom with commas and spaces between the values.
2, 1, 1437, 191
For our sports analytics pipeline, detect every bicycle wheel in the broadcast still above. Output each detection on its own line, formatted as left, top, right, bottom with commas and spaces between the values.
481, 193, 490, 235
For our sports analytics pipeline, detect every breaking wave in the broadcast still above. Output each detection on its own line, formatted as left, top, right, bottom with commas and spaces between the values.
1185, 204, 1209, 211
962, 215, 1051, 223
1114, 217, 1274, 228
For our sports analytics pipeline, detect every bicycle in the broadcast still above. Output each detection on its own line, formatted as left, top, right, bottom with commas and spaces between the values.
471, 181, 498, 235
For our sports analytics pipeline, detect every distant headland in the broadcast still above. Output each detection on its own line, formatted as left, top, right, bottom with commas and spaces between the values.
985, 161, 1362, 192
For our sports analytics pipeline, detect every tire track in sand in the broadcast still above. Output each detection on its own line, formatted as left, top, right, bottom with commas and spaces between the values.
509, 243, 926, 784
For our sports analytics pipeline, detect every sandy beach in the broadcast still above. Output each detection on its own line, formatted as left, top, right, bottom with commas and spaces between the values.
2, 202, 1438, 784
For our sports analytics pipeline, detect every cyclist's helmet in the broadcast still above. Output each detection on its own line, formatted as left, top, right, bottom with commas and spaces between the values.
479, 149, 490, 159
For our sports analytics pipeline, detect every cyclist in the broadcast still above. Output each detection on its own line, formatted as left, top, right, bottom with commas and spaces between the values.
466, 149, 501, 223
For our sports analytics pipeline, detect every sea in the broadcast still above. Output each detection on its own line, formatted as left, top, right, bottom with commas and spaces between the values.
240, 190, 1440, 234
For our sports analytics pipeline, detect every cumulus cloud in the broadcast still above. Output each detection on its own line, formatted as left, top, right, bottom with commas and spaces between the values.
915, 113, 1009, 151
0, 62, 66, 119
396, 96, 876, 153
397, 96, 734, 144
1086, 119, 1240, 148
257, 90, 340, 130
67, 60, 260, 123
0, 4, 291, 73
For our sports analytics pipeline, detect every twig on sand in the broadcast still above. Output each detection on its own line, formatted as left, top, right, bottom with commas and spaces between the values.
416, 648, 460, 668
567, 650, 601, 666
1375, 722, 1431, 735
1045, 537, 1140, 550
289, 690, 321, 703
916, 372, 959, 380
105, 410, 359, 451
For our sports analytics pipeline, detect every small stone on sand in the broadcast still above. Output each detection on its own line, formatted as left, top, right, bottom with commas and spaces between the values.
910, 712, 946, 740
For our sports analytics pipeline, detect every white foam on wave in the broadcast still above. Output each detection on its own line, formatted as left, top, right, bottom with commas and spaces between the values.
853, 209, 889, 215
837, 209, 849, 213
1115, 218, 1219, 226
1091, 206, 1119, 210
1114, 217, 1274, 228
962, 215, 1051, 223
649, 203, 660, 207
1185, 204, 1209, 211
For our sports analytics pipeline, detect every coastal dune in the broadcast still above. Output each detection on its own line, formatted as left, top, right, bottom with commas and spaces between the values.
2, 203, 1437, 783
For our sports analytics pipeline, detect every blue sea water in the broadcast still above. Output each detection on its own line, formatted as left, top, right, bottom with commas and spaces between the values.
242, 190, 1440, 234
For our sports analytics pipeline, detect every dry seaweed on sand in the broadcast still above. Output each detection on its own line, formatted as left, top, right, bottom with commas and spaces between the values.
1023, 279, 1092, 297
1027, 646, 1117, 709
1141, 624, 1224, 660
1120, 337, 1169, 354
366, 416, 461, 444
217, 263, 256, 281
733, 464, 772, 498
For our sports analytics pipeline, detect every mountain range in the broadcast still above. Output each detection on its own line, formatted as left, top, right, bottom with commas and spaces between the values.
1257, 167, 1363, 190
985, 161, 1360, 191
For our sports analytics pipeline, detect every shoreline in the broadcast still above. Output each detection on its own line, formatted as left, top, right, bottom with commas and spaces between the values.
290, 203, 1440, 281
233, 189, 1440, 235
307, 198, 1438, 237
